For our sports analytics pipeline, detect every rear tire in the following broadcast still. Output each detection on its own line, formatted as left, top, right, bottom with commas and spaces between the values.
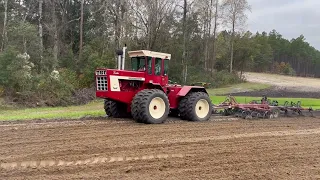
179, 92, 212, 122
131, 89, 169, 124
104, 99, 130, 118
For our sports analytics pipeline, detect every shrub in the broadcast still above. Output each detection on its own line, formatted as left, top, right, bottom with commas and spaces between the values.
212, 70, 243, 87
283, 63, 296, 76
272, 62, 296, 76
187, 66, 242, 88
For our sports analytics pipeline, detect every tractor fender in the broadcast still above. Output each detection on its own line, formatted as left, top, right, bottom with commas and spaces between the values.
177, 86, 207, 97
147, 83, 167, 93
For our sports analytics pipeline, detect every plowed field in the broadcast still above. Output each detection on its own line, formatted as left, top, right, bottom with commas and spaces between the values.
1, 117, 320, 179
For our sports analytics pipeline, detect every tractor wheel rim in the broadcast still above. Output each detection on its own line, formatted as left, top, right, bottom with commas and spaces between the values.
149, 97, 166, 119
195, 99, 210, 119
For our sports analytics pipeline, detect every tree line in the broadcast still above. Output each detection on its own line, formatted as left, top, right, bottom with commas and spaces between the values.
0, 0, 319, 106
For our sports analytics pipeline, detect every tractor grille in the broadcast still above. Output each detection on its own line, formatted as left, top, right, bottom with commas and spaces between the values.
96, 76, 108, 91
96, 70, 106, 75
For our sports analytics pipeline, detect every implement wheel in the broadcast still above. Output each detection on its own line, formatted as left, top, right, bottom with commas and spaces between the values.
179, 92, 212, 122
272, 108, 280, 118
131, 89, 169, 124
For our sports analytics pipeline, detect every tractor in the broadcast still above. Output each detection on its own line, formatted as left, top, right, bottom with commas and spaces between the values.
95, 47, 212, 124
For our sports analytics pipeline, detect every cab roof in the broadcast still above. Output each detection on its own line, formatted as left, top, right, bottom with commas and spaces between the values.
128, 50, 171, 60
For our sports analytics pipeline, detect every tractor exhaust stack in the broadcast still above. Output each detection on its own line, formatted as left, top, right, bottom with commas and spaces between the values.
116, 45, 127, 70
116, 49, 123, 70
122, 44, 127, 70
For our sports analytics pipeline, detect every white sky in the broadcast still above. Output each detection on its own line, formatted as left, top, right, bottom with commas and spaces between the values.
247, 0, 320, 50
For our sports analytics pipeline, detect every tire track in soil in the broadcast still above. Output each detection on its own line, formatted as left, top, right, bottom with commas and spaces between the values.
2, 127, 320, 170
1, 154, 188, 170
0, 116, 239, 128
1, 117, 320, 179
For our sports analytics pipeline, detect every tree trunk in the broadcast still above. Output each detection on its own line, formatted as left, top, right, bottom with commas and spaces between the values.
52, 1, 58, 68
184, 64, 188, 84
211, 0, 218, 76
230, 18, 235, 73
114, 0, 122, 66
207, 0, 213, 71
203, 6, 208, 71
79, 0, 85, 65
39, 0, 43, 72
147, 0, 156, 50
22, 2, 32, 53
182, 0, 187, 84
1, 0, 8, 51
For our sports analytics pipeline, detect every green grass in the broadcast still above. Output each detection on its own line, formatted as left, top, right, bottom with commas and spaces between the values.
207, 82, 271, 96
0, 100, 105, 121
1, 82, 319, 121
1, 96, 319, 122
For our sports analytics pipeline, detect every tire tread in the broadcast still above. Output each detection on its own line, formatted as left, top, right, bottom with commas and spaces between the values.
131, 89, 169, 124
178, 92, 212, 121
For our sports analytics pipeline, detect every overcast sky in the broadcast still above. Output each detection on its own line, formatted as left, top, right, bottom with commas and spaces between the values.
247, 0, 320, 50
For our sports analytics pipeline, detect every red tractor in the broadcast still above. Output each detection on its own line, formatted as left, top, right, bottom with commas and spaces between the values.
95, 47, 212, 124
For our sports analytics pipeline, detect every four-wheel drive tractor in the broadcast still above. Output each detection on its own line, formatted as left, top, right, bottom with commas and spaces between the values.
95, 47, 212, 124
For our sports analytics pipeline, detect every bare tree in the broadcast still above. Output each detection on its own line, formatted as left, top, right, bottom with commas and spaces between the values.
129, 0, 177, 50
195, 0, 218, 71
39, 0, 43, 71
223, 0, 250, 73
205, 0, 213, 71
104, 0, 127, 65
49, 0, 59, 67
79, 0, 85, 63
211, 0, 219, 75
1, 0, 8, 51
182, 0, 187, 83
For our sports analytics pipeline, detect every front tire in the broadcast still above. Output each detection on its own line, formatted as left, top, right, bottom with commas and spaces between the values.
179, 92, 212, 122
131, 89, 169, 124
104, 99, 112, 116
104, 99, 130, 118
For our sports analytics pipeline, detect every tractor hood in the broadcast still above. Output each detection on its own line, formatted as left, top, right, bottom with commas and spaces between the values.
95, 68, 146, 80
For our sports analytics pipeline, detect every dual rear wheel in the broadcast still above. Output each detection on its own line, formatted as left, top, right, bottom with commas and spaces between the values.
131, 90, 212, 124
131, 89, 169, 124
105, 90, 212, 124
178, 92, 212, 122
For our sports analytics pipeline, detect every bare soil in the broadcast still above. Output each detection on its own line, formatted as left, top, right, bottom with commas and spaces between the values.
243, 72, 320, 91
1, 116, 320, 179
230, 72, 320, 98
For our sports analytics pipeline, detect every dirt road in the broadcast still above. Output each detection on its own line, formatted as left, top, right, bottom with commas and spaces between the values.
1, 117, 320, 179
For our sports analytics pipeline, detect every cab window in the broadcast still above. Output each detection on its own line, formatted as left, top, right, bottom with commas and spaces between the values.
155, 58, 162, 76
147, 56, 152, 75
164, 59, 169, 76
131, 57, 145, 71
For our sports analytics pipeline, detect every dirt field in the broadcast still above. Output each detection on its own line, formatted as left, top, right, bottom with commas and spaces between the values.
230, 73, 320, 98
243, 72, 320, 91
1, 116, 320, 179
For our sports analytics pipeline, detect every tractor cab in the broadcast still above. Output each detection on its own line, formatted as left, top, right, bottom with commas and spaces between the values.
128, 50, 170, 87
